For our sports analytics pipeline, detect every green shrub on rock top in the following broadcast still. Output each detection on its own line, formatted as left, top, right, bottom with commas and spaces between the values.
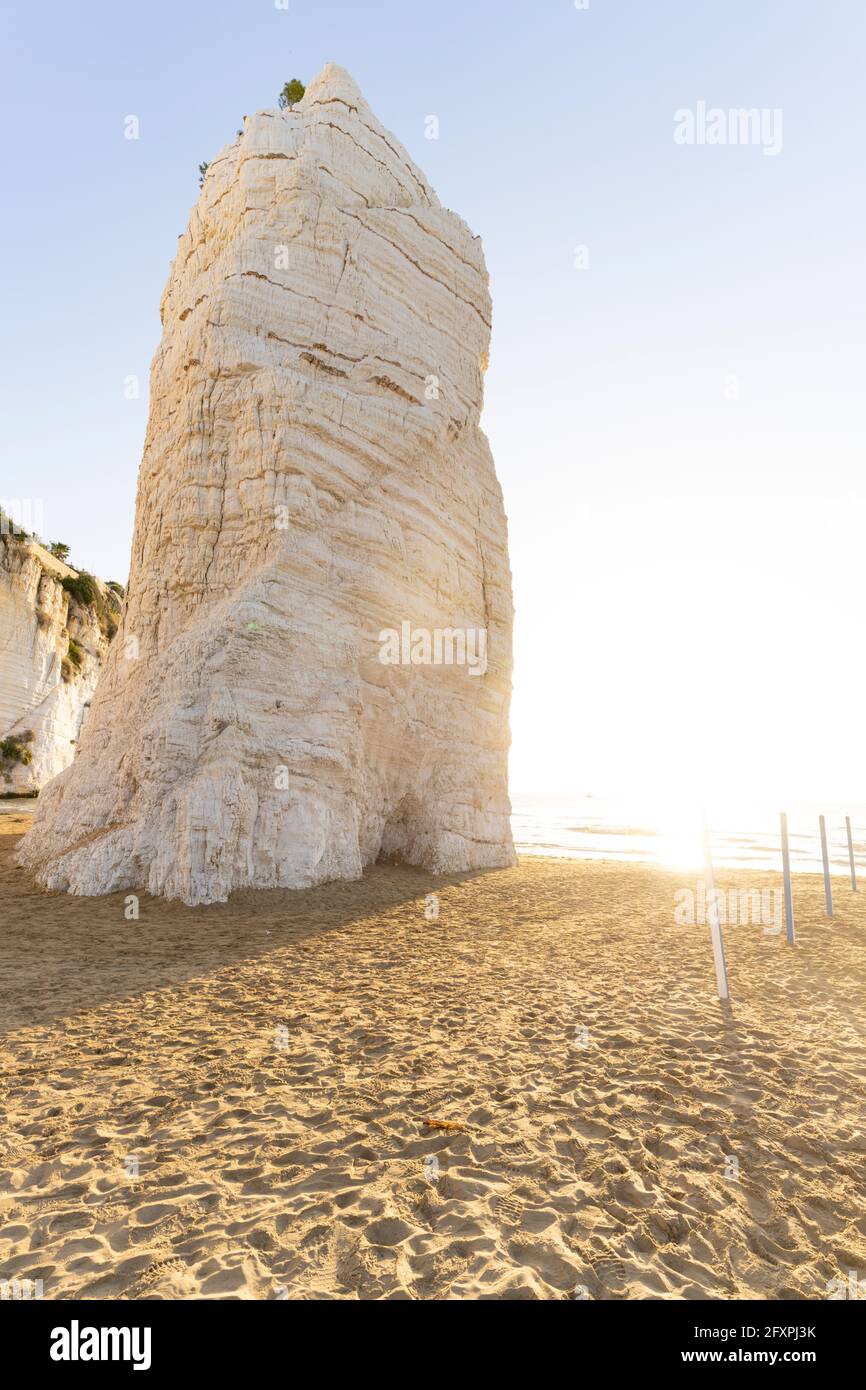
278, 79, 305, 109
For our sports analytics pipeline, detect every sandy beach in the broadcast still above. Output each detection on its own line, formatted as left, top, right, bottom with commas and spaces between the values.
1, 813, 864, 1301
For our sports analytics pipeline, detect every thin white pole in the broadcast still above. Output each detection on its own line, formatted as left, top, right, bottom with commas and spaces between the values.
703, 817, 730, 1000
780, 812, 795, 945
819, 815, 833, 918
845, 816, 857, 891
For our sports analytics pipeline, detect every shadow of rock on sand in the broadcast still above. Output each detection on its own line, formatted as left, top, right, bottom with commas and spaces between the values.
0, 832, 494, 1034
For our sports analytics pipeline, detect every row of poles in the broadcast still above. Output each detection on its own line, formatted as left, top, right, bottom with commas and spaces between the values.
785, 812, 858, 935
705, 813, 858, 1002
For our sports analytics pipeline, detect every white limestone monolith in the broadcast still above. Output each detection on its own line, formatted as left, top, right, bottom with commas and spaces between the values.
18, 64, 515, 904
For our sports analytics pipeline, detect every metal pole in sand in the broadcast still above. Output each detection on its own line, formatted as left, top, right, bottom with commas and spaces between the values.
845, 816, 857, 891
819, 815, 833, 918
780, 812, 795, 945
703, 816, 730, 1000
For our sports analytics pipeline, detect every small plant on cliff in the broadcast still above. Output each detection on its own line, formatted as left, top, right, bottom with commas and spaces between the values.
61, 571, 118, 642
61, 572, 97, 607
106, 580, 126, 597
66, 639, 83, 669
278, 79, 305, 109
0, 734, 34, 767
198, 161, 209, 186
49, 541, 70, 563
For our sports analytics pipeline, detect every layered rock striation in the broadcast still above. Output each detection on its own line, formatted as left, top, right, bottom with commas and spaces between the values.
19, 63, 515, 904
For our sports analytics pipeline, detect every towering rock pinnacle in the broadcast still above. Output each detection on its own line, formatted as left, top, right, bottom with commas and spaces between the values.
19, 63, 515, 904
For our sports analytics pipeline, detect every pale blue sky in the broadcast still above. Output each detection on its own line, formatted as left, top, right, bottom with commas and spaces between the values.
2, 1, 864, 799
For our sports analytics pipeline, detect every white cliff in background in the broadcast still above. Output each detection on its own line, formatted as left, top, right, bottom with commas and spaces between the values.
0, 537, 119, 792
19, 63, 514, 904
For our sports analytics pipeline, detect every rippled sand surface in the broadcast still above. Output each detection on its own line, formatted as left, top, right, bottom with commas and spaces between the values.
1, 819, 864, 1299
